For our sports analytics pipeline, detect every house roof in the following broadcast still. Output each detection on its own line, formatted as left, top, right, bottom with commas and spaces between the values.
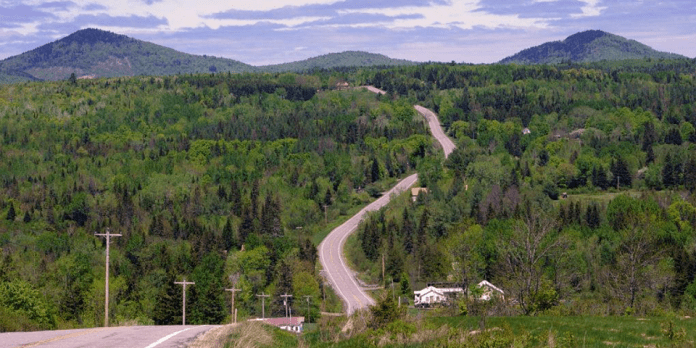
477, 280, 504, 294
411, 187, 428, 196
414, 286, 444, 297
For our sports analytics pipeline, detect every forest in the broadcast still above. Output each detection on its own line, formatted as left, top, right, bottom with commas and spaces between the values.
1, 58, 696, 333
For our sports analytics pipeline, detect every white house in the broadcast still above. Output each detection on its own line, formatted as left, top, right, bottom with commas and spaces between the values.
414, 286, 464, 307
475, 280, 505, 301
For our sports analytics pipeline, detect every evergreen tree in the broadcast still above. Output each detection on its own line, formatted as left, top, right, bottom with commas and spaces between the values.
662, 153, 677, 188
645, 145, 655, 164
611, 157, 632, 188
642, 121, 657, 151
222, 218, 237, 251
685, 155, 696, 193
371, 158, 381, 183
189, 253, 226, 324
229, 180, 242, 216
6, 204, 15, 221
153, 272, 180, 325
401, 208, 414, 254
665, 128, 683, 145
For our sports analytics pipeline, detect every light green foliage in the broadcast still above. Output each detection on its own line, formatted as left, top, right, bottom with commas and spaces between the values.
0, 280, 55, 328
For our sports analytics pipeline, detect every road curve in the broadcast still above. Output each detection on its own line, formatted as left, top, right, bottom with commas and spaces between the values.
414, 105, 455, 159
0, 325, 217, 348
319, 87, 456, 315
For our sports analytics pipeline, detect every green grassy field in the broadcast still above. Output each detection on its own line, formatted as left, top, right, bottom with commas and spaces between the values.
431, 315, 696, 347
300, 314, 696, 348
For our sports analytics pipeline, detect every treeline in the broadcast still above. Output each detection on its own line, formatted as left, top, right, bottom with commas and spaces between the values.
0, 72, 432, 330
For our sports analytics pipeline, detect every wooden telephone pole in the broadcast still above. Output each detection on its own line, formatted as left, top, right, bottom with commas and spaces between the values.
280, 293, 293, 318
95, 228, 121, 327
225, 287, 241, 323
256, 293, 270, 319
303, 295, 312, 323
174, 279, 195, 325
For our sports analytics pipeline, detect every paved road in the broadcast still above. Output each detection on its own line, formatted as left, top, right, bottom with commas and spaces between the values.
414, 105, 456, 159
319, 88, 456, 315
0, 325, 217, 348
319, 174, 418, 315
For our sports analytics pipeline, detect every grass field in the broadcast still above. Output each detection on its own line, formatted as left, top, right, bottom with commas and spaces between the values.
300, 313, 696, 348
431, 315, 696, 347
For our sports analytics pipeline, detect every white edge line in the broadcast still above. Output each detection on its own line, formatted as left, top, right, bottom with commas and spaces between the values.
144, 327, 192, 348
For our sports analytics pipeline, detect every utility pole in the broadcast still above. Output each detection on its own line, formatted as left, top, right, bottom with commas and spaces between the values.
95, 228, 121, 327
225, 287, 241, 323
303, 295, 312, 323
174, 279, 195, 325
280, 293, 293, 318
256, 293, 270, 319
323, 205, 328, 224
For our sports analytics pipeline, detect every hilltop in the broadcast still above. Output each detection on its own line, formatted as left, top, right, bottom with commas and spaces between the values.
0, 29, 417, 83
500, 30, 687, 64
260, 51, 417, 73
0, 28, 257, 82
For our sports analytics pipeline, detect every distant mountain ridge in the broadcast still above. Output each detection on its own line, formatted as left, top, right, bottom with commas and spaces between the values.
0, 28, 257, 82
260, 51, 416, 73
0, 29, 418, 83
500, 30, 687, 64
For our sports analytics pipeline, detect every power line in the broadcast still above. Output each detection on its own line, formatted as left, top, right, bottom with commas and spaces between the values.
174, 279, 195, 325
225, 287, 241, 323
280, 293, 293, 318
256, 293, 270, 319
95, 228, 121, 327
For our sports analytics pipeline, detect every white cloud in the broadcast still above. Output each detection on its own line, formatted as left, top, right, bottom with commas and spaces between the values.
571, 0, 606, 18
339, 0, 550, 30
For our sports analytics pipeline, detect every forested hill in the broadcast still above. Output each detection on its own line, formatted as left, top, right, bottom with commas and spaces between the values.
259, 51, 417, 73
500, 30, 687, 64
0, 28, 258, 83
0, 29, 418, 83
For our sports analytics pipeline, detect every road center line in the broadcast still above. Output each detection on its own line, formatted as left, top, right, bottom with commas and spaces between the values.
16, 328, 110, 348
143, 327, 192, 348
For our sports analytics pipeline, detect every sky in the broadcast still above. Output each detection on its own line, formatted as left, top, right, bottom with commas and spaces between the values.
0, 0, 694, 65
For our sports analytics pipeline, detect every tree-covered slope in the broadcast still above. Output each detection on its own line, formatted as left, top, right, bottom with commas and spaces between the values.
0, 31, 419, 83
0, 28, 257, 82
500, 30, 687, 64
259, 51, 417, 73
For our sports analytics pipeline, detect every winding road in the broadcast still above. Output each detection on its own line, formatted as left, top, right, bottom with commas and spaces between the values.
319, 88, 456, 315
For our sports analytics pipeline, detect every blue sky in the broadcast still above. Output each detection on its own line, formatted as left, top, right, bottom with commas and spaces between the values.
0, 0, 694, 65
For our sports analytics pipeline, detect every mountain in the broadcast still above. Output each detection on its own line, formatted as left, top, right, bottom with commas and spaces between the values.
259, 51, 417, 73
500, 30, 687, 65
0, 28, 257, 83
0, 29, 418, 83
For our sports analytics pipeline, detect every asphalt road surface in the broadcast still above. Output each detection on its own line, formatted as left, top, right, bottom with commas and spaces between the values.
319, 96, 456, 315
319, 173, 418, 315
414, 105, 456, 159
0, 325, 217, 348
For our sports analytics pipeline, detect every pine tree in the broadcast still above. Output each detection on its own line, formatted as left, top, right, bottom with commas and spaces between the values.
663, 153, 676, 188
222, 218, 237, 251
371, 158, 381, 183
153, 272, 180, 325
402, 208, 414, 254
611, 157, 632, 188
229, 180, 242, 216
685, 155, 696, 193
6, 204, 15, 221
